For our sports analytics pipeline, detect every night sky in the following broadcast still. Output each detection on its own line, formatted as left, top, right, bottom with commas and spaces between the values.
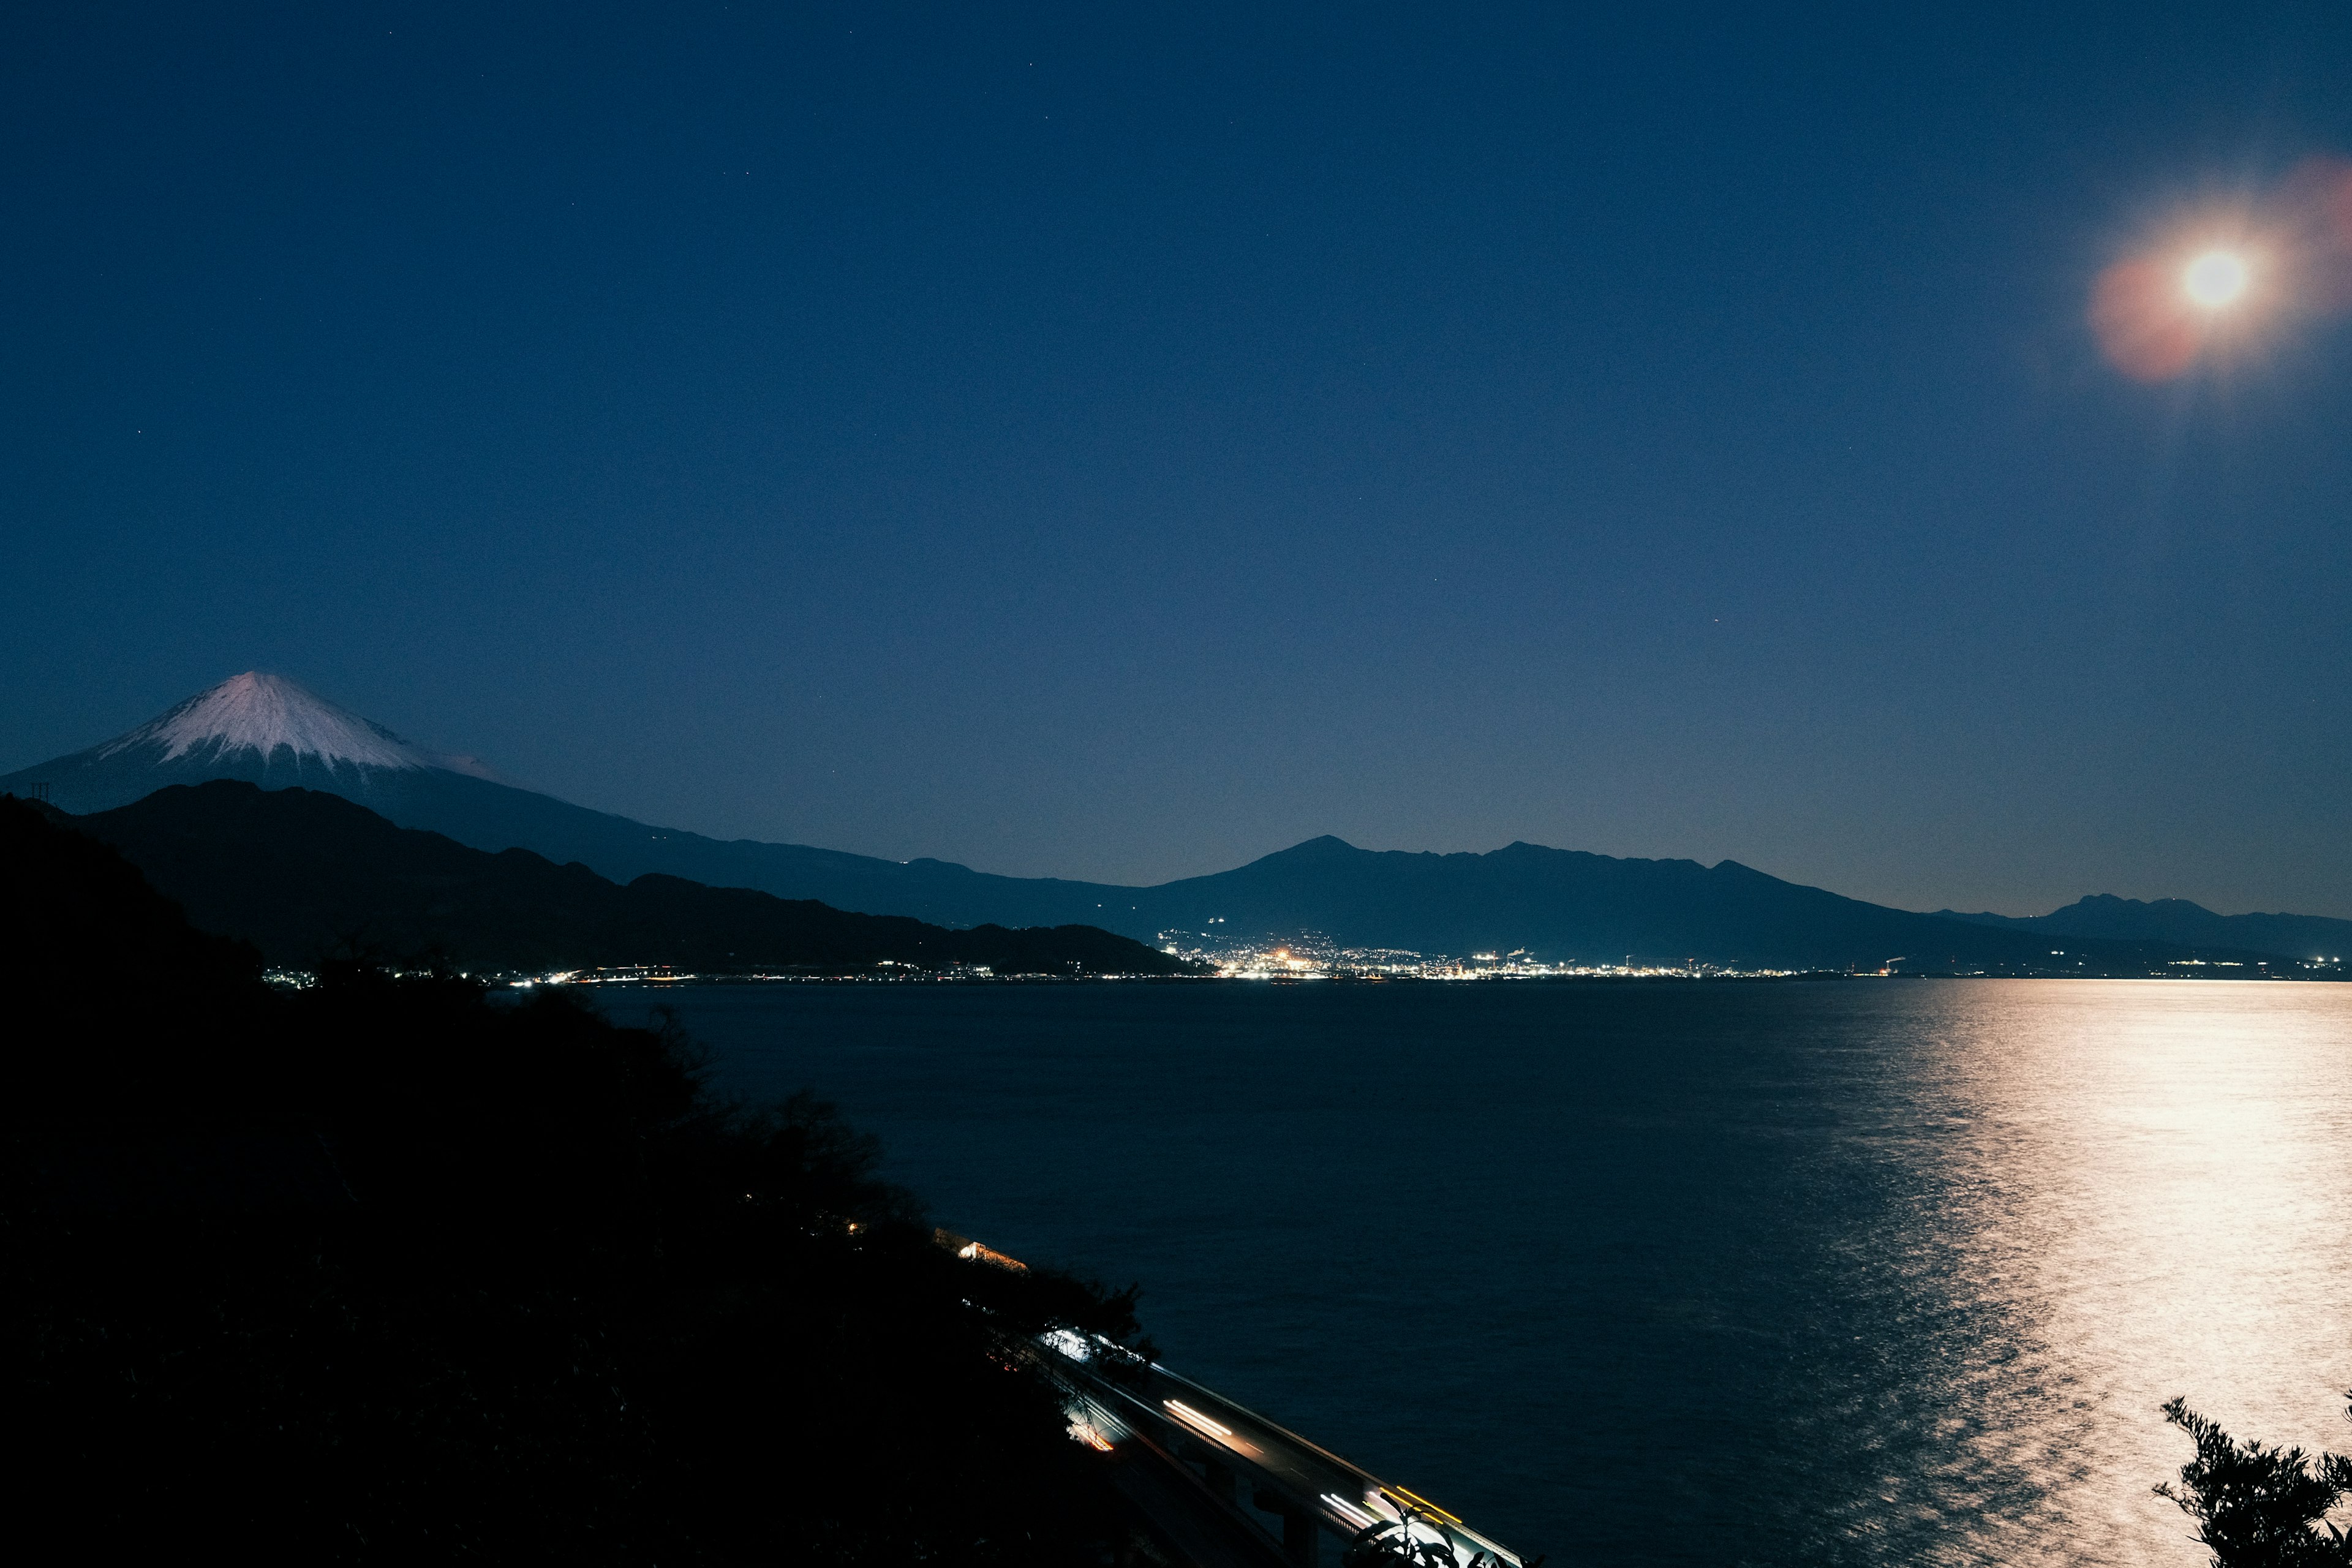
6, 4, 2350, 917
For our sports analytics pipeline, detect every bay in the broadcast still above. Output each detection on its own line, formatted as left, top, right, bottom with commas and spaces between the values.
598, 978, 2352, 1567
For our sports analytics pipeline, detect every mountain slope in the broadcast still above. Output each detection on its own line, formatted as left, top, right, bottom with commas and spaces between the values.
1936, 895, 2352, 964
58, 782, 1194, 976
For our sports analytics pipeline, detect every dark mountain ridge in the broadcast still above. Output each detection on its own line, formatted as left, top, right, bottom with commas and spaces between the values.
39, 783, 2293, 978
1936, 894, 2352, 966
1099, 835, 2300, 972
50, 782, 1195, 977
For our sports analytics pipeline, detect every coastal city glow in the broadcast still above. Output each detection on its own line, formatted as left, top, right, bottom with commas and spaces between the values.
1156, 929, 1809, 980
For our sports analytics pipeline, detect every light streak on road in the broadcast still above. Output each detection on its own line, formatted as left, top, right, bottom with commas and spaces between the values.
1164, 1398, 1234, 1439
1033, 1312, 1536, 1564
1386, 1484, 1463, 1523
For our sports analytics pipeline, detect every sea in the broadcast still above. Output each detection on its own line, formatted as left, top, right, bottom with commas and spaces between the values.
596, 978, 2352, 1568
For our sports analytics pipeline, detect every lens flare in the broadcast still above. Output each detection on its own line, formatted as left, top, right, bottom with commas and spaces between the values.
2090, 157, 2352, 377
2182, 250, 2248, 308
2090, 259, 2202, 380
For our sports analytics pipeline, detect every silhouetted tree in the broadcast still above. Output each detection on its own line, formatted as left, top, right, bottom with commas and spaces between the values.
2156, 1395, 2352, 1567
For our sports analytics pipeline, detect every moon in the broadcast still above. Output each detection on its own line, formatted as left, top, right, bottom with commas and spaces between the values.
2182, 250, 2248, 309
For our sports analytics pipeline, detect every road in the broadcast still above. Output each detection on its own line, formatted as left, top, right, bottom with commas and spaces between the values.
1039, 1329, 1533, 1568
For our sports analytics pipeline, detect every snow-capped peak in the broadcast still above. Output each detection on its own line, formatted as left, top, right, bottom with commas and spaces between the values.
99, 672, 433, 772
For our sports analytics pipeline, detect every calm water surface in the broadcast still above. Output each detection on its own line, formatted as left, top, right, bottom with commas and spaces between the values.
600, 979, 2352, 1567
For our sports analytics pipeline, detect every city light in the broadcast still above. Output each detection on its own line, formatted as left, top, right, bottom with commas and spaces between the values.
1156, 927, 1803, 980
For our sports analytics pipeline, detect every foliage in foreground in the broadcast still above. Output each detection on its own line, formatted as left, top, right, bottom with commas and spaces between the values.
0, 795, 1146, 1562
2157, 1394, 2352, 1567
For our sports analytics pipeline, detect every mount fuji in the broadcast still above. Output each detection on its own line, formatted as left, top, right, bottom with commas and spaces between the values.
0, 672, 1134, 930
16, 672, 502, 797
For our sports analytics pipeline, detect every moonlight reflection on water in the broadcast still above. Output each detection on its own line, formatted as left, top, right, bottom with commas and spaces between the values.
1905, 983, 2352, 1563
610, 979, 2352, 1567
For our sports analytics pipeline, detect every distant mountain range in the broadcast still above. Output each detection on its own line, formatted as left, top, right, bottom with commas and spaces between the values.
48, 782, 1194, 976
1934, 895, 2352, 965
6, 673, 2339, 974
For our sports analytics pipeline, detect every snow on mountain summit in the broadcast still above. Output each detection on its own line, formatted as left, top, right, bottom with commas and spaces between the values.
1, 671, 504, 813
99, 672, 432, 772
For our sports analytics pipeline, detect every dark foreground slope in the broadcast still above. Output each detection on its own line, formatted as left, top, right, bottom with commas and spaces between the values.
63, 782, 1196, 975
0, 794, 1150, 1562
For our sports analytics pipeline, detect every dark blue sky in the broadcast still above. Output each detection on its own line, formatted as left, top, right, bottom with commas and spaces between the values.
6, 4, 2350, 916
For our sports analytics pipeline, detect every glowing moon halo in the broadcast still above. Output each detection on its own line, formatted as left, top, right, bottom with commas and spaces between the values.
2182, 249, 2248, 309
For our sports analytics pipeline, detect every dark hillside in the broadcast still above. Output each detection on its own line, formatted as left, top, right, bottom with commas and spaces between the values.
65, 781, 1196, 975
0, 794, 1152, 1561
